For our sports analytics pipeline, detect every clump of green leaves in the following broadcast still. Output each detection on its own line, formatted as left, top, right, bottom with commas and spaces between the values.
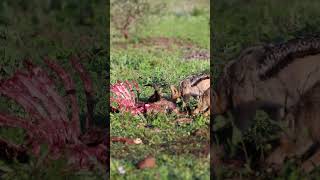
243, 110, 281, 153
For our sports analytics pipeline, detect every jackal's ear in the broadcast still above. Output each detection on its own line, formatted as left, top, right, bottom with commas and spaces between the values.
170, 85, 180, 100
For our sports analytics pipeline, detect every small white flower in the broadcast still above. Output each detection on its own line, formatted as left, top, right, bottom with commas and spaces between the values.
118, 166, 126, 175
134, 138, 143, 144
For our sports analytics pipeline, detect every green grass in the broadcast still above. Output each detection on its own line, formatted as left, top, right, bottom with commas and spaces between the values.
110, 0, 210, 179
110, 49, 210, 179
138, 14, 210, 49
213, 0, 320, 179
110, 113, 209, 179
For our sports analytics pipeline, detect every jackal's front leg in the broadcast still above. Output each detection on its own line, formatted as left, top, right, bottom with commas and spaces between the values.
192, 102, 209, 116
302, 149, 320, 173
266, 132, 314, 169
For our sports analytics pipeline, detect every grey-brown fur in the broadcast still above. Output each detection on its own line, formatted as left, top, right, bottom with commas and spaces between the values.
286, 82, 320, 142
179, 73, 210, 101
266, 82, 320, 172
213, 37, 320, 131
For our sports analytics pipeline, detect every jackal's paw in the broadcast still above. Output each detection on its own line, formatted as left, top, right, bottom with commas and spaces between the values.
266, 148, 286, 168
301, 157, 320, 173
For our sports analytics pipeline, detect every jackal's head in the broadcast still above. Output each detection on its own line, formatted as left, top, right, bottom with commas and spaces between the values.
170, 85, 181, 101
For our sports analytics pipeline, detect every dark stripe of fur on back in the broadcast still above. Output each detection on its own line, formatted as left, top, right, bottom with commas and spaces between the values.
259, 36, 320, 80
189, 74, 210, 87
179, 73, 210, 88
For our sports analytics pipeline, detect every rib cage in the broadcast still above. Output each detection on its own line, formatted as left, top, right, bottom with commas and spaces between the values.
0, 56, 108, 169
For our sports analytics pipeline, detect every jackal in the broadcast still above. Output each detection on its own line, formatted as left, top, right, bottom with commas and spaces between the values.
170, 73, 210, 102
213, 37, 320, 131
266, 82, 320, 172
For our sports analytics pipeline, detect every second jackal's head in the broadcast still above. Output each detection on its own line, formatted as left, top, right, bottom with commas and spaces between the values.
170, 85, 181, 101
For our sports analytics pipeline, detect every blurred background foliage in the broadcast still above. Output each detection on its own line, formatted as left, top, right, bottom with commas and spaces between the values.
110, 0, 210, 48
